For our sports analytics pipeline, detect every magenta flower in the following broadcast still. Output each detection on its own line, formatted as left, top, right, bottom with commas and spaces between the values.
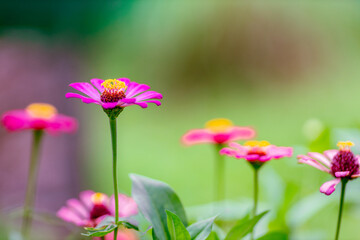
57, 191, 138, 228
182, 118, 256, 145
297, 141, 360, 195
220, 140, 293, 163
65, 78, 162, 109
1, 103, 77, 134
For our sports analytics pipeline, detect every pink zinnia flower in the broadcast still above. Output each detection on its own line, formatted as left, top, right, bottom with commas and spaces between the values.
297, 141, 360, 195
1, 103, 77, 134
57, 191, 138, 228
220, 140, 293, 163
182, 118, 256, 145
65, 78, 162, 109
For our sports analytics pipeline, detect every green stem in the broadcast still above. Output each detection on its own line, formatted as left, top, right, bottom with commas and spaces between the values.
214, 144, 225, 202
109, 118, 119, 240
335, 178, 348, 240
21, 130, 44, 238
251, 166, 260, 240
253, 167, 259, 217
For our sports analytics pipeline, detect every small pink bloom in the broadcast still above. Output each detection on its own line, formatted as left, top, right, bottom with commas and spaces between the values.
57, 191, 138, 228
1, 103, 77, 134
220, 140, 293, 163
297, 141, 360, 195
66, 78, 162, 109
182, 118, 255, 145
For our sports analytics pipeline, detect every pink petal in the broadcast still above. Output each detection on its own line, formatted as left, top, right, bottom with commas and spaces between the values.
66, 198, 89, 219
126, 83, 150, 98
57, 207, 86, 226
224, 143, 249, 156
104, 229, 138, 240
320, 178, 341, 195
134, 91, 163, 101
335, 171, 350, 178
307, 152, 331, 167
323, 150, 338, 161
267, 146, 293, 158
46, 114, 78, 134
79, 190, 95, 210
351, 173, 360, 178
1, 110, 30, 131
297, 155, 331, 173
134, 102, 148, 108
90, 78, 105, 92
219, 147, 237, 157
110, 194, 138, 217
227, 127, 256, 142
182, 129, 216, 145
140, 100, 162, 106
65, 92, 101, 105
102, 102, 119, 109
69, 82, 101, 100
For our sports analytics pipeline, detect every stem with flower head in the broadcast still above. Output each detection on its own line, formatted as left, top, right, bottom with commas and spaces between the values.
109, 117, 119, 239
214, 144, 225, 202
335, 178, 348, 240
21, 129, 43, 238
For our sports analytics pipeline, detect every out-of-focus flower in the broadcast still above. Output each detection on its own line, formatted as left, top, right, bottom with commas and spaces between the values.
297, 141, 360, 195
103, 230, 138, 240
1, 103, 77, 134
182, 118, 256, 145
57, 190, 138, 227
220, 140, 293, 163
65, 78, 162, 109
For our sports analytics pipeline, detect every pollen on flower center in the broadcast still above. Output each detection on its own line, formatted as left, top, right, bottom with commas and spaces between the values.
205, 118, 233, 132
244, 140, 270, 147
245, 140, 270, 155
91, 193, 106, 205
100, 79, 127, 103
331, 141, 359, 177
26, 103, 57, 119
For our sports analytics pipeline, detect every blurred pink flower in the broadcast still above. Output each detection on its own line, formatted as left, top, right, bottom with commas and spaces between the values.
102, 230, 138, 240
220, 140, 293, 163
1, 103, 77, 134
65, 78, 162, 109
57, 191, 138, 228
182, 118, 255, 145
297, 141, 360, 195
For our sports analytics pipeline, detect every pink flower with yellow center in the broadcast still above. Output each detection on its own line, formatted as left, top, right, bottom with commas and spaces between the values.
65, 78, 162, 109
297, 141, 360, 195
182, 118, 256, 145
220, 140, 293, 163
57, 191, 138, 227
1, 103, 77, 134
57, 191, 138, 239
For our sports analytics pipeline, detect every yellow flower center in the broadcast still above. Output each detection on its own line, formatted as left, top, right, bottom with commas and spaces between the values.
244, 140, 271, 147
337, 141, 354, 151
26, 103, 57, 119
91, 192, 106, 205
101, 79, 127, 91
205, 118, 233, 133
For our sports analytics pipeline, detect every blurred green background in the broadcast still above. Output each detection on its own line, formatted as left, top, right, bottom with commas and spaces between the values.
3, 1, 360, 239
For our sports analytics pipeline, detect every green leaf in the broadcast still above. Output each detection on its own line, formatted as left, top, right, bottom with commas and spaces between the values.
187, 216, 216, 240
166, 210, 191, 240
225, 211, 269, 240
206, 231, 220, 240
82, 224, 117, 237
257, 232, 288, 240
119, 221, 139, 231
130, 174, 188, 240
